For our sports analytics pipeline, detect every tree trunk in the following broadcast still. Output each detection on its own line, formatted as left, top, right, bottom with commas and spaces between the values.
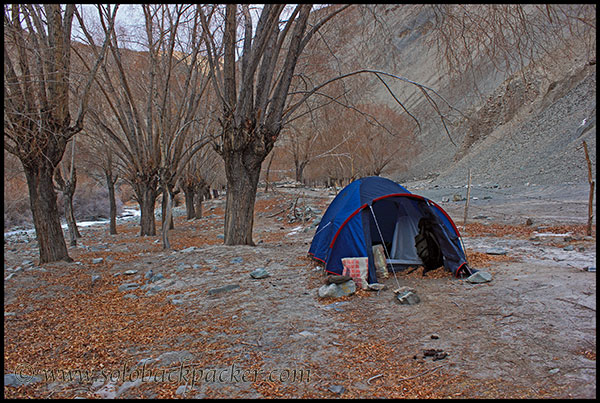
161, 190, 173, 249
24, 163, 72, 263
64, 190, 79, 246
295, 160, 307, 183
161, 190, 175, 230
183, 186, 196, 220
134, 180, 158, 236
194, 187, 205, 219
106, 170, 118, 235
265, 150, 275, 192
223, 150, 262, 246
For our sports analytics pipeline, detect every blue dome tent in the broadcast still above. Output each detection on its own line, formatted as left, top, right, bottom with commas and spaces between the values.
308, 176, 470, 283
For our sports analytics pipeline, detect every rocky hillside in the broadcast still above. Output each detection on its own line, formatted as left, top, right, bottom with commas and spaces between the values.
349, 5, 596, 188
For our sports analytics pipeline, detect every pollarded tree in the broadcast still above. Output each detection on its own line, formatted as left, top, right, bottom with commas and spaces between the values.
199, 4, 352, 245
80, 4, 214, 242
4, 4, 116, 263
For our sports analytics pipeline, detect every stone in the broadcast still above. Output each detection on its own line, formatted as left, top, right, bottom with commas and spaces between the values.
92, 258, 104, 264
299, 330, 317, 337
321, 301, 350, 312
150, 273, 164, 282
4, 373, 42, 387
230, 257, 243, 264
318, 280, 356, 298
328, 385, 345, 395
466, 270, 492, 283
145, 285, 163, 295
367, 283, 386, 291
123, 294, 139, 299
180, 246, 197, 253
394, 286, 416, 295
485, 248, 507, 255
396, 291, 420, 305
118, 283, 140, 292
563, 245, 574, 251
326, 275, 352, 284
91, 275, 101, 284
124, 270, 138, 275
250, 268, 270, 279
208, 284, 240, 295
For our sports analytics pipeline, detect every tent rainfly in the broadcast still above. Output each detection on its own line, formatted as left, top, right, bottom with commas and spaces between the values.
308, 176, 471, 284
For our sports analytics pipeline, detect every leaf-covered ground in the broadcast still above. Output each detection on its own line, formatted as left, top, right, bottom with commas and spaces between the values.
4, 188, 596, 398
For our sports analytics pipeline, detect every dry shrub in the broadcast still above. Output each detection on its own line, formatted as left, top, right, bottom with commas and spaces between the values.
4, 175, 32, 229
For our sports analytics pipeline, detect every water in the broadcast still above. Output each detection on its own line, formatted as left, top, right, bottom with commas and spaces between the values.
3, 208, 140, 238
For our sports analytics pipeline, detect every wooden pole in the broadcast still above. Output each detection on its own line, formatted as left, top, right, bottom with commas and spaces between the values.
463, 168, 471, 225
582, 141, 594, 236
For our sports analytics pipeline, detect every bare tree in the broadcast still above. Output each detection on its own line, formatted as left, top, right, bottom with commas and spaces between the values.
79, 125, 121, 235
199, 4, 353, 245
4, 4, 115, 263
80, 4, 213, 243
428, 4, 596, 81
181, 141, 223, 220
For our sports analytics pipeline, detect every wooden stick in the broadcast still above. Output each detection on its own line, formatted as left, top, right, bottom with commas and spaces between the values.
582, 141, 594, 236
463, 168, 471, 225
367, 374, 384, 385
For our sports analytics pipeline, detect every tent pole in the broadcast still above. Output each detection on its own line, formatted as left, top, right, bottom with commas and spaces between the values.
369, 205, 402, 290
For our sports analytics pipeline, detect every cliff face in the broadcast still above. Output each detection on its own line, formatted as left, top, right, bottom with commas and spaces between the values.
340, 5, 596, 187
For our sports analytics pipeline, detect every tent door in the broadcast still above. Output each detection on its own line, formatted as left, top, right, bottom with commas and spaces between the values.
388, 212, 423, 266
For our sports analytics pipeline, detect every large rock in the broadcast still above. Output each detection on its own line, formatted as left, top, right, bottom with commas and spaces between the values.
318, 280, 356, 298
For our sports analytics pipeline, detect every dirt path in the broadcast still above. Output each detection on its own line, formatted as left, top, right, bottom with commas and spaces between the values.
3, 187, 596, 398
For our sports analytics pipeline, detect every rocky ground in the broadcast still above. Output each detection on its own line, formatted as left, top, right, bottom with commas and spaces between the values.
3, 182, 596, 399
